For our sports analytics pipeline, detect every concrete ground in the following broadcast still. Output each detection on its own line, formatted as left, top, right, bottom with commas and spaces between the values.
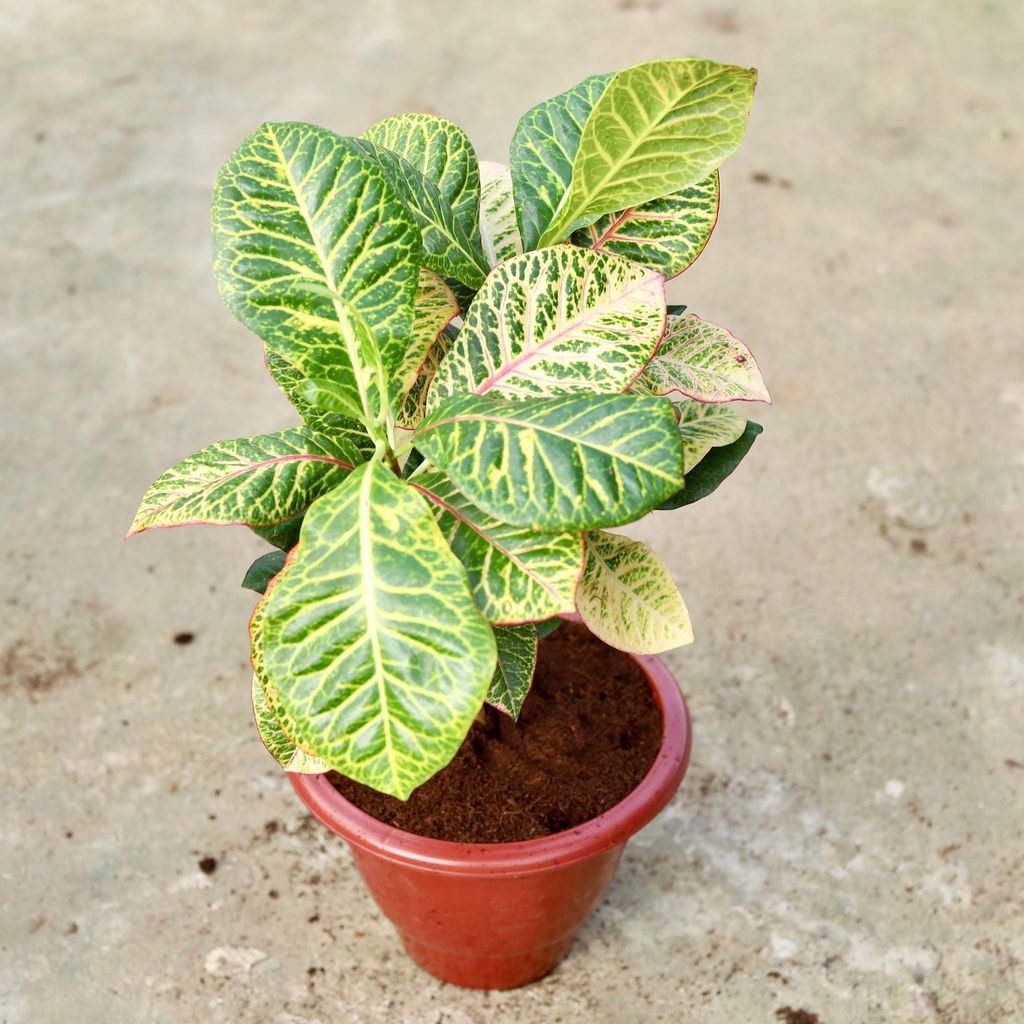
2, 1, 1022, 1021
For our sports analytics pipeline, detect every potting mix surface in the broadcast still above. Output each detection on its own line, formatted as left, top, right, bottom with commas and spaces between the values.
329, 621, 663, 842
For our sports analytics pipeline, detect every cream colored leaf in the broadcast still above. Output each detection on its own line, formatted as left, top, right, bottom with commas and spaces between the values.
478, 161, 523, 267
576, 531, 692, 654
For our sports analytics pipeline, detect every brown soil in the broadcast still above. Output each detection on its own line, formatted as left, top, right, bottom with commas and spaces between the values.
329, 621, 663, 843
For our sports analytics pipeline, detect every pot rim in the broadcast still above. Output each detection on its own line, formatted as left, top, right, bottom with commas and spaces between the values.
289, 640, 691, 876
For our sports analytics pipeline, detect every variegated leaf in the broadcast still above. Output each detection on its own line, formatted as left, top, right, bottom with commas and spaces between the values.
486, 624, 538, 719
658, 420, 762, 510
252, 673, 329, 773
509, 73, 610, 252
571, 172, 719, 279
538, 60, 757, 246
398, 329, 453, 429
213, 122, 421, 409
263, 350, 376, 459
363, 113, 483, 248
262, 462, 497, 800
128, 429, 358, 535
250, 587, 327, 773
411, 471, 582, 623
355, 138, 488, 290
426, 248, 665, 410
415, 393, 683, 530
510, 73, 612, 252
391, 269, 459, 406
576, 530, 693, 654
638, 312, 770, 403
478, 161, 523, 266
676, 400, 747, 472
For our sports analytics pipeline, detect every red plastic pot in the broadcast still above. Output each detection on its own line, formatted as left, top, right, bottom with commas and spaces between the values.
290, 645, 691, 990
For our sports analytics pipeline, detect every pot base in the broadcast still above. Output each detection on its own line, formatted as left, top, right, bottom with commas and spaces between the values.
398, 932, 575, 990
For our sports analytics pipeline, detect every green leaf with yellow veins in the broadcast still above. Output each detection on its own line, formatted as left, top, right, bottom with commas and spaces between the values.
354, 138, 489, 290
426, 248, 665, 410
415, 392, 683, 530
252, 672, 329, 773
576, 531, 693, 655
538, 59, 756, 246
510, 72, 612, 251
637, 311, 770, 404
571, 172, 719, 279
363, 113, 483, 249
262, 462, 497, 800
411, 471, 582, 623
391, 269, 459, 408
250, 586, 328, 773
128, 429, 358, 535
263, 350, 376, 459
212, 122, 421, 409
675, 399, 747, 472
486, 624, 538, 719
478, 161, 523, 267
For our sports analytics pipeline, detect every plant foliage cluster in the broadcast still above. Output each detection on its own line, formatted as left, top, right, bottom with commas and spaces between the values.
130, 58, 768, 798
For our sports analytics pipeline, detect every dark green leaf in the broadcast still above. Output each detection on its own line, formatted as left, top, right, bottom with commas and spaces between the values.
535, 617, 562, 640
242, 550, 288, 594
657, 420, 763, 510
250, 514, 304, 551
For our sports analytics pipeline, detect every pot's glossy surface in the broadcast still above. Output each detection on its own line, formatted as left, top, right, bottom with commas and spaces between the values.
290, 645, 691, 989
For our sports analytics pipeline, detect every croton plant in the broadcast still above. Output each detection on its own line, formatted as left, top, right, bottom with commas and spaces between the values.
129, 58, 769, 799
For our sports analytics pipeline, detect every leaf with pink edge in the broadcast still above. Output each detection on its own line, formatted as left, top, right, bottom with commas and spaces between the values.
571, 172, 719, 279
636, 311, 770, 404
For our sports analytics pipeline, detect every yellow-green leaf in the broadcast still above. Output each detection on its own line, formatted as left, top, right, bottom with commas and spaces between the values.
250, 585, 328, 773
355, 138, 488, 290
397, 330, 453, 430
363, 113, 483, 249
575, 531, 693, 654
538, 59, 756, 246
252, 672, 329, 774
263, 350, 376, 459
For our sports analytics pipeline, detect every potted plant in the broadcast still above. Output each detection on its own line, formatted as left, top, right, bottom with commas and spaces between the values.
129, 57, 768, 989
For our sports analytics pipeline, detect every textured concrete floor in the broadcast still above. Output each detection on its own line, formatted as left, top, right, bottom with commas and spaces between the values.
2, 1, 1023, 1021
